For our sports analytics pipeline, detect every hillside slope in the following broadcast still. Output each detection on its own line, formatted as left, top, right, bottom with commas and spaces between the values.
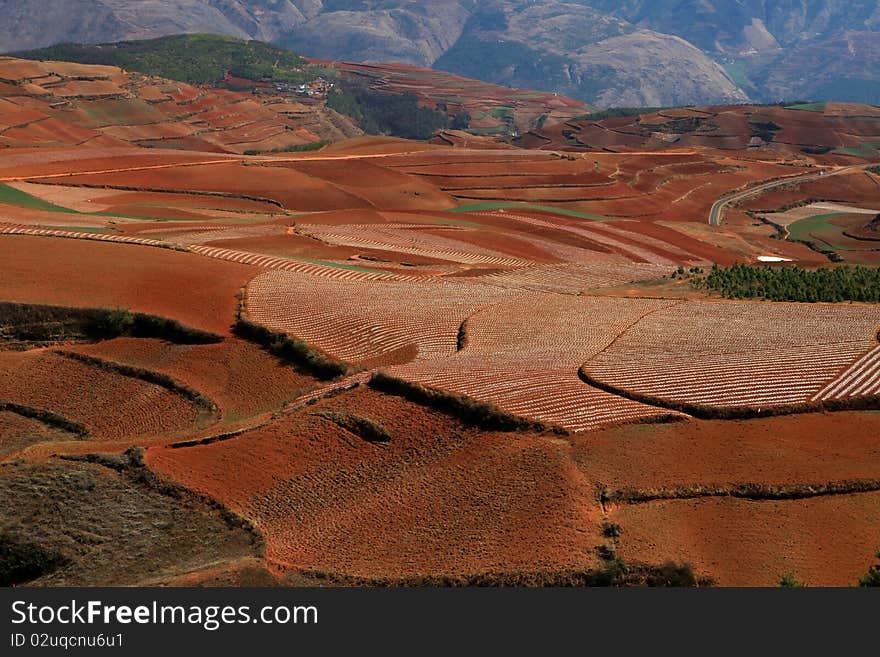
0, 55, 360, 153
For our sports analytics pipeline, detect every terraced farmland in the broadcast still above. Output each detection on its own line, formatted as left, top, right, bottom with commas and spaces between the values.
3, 53, 880, 587
583, 301, 880, 411
0, 351, 207, 443
389, 295, 687, 432
245, 270, 522, 364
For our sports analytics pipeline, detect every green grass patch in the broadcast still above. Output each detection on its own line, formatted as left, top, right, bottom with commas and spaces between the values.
431, 216, 484, 228
0, 183, 191, 223
465, 126, 509, 136
0, 184, 78, 214
288, 257, 384, 274
575, 107, 666, 121
787, 212, 847, 245
488, 106, 514, 120
833, 141, 880, 159
449, 202, 611, 221
785, 102, 827, 112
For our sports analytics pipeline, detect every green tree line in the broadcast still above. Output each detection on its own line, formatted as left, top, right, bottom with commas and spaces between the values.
698, 263, 880, 303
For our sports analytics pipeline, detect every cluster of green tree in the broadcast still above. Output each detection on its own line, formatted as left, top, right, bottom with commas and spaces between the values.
750, 119, 782, 142
868, 165, 880, 175
16, 34, 313, 85
326, 81, 458, 140
698, 263, 880, 303
244, 141, 328, 156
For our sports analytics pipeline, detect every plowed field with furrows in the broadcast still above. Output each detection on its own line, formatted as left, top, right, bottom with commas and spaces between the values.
455, 263, 671, 294
188, 245, 418, 281
388, 296, 685, 431
295, 224, 534, 267
388, 362, 678, 432
583, 301, 880, 410
245, 270, 521, 363
0, 410, 79, 459
146, 387, 604, 579
0, 351, 205, 441
70, 338, 322, 423
814, 345, 880, 401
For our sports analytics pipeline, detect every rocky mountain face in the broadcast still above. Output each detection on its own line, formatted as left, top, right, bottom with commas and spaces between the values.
2, 1, 879, 107
432, 2, 747, 107
583, 0, 880, 55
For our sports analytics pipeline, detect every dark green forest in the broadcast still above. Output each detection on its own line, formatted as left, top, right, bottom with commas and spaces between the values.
698, 263, 880, 303
326, 81, 456, 140
16, 34, 313, 85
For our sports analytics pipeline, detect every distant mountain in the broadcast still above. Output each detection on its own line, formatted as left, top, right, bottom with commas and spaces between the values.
582, 1, 880, 55
3, 1, 880, 107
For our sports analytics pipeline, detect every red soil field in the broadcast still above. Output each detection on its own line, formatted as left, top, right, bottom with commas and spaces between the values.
71, 337, 321, 425
0, 57, 353, 154
147, 387, 604, 579
0, 351, 204, 444
31, 163, 377, 213
581, 412, 880, 491
295, 223, 534, 266
0, 235, 256, 334
389, 295, 687, 431
245, 269, 521, 363
531, 103, 880, 159
0, 409, 78, 459
3, 56, 880, 586
612, 494, 880, 586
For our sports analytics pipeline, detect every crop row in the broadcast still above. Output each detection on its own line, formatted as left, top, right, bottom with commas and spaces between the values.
470, 262, 671, 294
485, 212, 681, 266
586, 343, 869, 408
0, 351, 201, 440
296, 223, 533, 267
382, 296, 682, 431
188, 245, 420, 281
581, 300, 880, 410
245, 270, 521, 363
387, 361, 678, 432
814, 345, 880, 401
0, 224, 169, 247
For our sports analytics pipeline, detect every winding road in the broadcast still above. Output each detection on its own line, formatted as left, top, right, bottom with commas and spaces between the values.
708, 164, 870, 226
